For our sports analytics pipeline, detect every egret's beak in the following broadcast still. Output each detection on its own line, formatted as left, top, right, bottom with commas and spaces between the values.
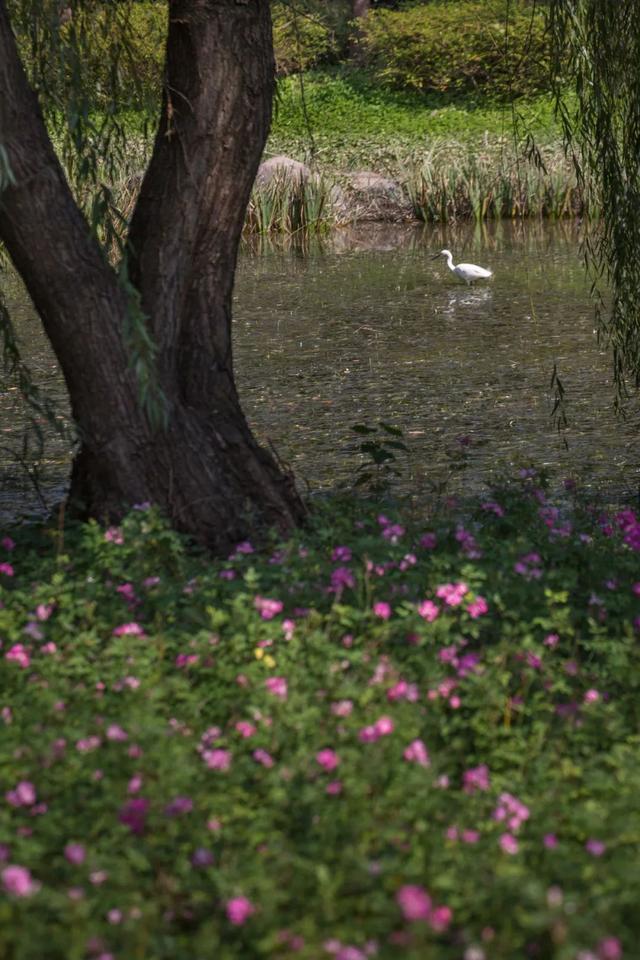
430, 253, 441, 260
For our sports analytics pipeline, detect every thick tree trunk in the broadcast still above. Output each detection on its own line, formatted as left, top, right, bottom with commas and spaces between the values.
0, 0, 305, 552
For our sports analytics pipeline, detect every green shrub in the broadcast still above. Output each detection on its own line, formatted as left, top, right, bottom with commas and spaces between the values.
1, 475, 640, 957
272, 3, 338, 74
358, 1, 551, 99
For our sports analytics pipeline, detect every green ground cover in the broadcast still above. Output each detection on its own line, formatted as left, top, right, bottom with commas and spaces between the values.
269, 70, 562, 174
1, 473, 639, 958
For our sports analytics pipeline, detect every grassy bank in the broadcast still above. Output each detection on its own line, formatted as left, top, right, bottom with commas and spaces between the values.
1, 474, 639, 957
269, 70, 563, 175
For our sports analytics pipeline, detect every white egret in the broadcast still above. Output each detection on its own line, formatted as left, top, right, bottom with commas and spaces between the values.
431, 249, 493, 285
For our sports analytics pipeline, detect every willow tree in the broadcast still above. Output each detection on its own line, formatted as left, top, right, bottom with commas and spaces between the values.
0, 0, 305, 551
548, 0, 640, 405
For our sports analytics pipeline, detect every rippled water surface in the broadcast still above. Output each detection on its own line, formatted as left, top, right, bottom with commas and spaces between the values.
2, 221, 640, 517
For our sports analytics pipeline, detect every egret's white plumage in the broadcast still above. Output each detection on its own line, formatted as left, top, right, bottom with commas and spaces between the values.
431, 249, 493, 285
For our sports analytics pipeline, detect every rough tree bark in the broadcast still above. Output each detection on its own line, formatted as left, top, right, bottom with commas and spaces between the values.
0, 0, 305, 552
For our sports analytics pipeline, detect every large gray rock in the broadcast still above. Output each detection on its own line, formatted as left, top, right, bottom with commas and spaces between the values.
333, 170, 412, 223
256, 155, 312, 188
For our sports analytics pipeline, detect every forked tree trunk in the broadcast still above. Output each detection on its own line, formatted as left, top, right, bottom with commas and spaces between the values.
0, 0, 305, 552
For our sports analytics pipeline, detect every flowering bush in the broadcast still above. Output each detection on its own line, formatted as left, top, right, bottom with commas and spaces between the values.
0, 474, 639, 959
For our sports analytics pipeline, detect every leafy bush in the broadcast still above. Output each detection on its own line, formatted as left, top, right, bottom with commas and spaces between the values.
1, 475, 639, 958
358, 1, 551, 99
272, 3, 338, 75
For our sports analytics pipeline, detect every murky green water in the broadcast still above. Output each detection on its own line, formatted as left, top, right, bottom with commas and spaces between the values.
2, 221, 639, 517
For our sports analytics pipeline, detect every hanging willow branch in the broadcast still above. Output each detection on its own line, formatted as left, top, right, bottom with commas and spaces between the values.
548, 0, 640, 409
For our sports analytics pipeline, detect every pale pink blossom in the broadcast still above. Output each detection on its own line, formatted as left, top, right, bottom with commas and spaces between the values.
203, 749, 232, 771
106, 724, 128, 742
403, 739, 430, 767
373, 602, 391, 620
499, 833, 519, 854
64, 843, 86, 865
253, 749, 274, 768
235, 721, 257, 738
418, 599, 439, 622
331, 700, 353, 717
112, 622, 145, 637
5, 644, 29, 668
265, 676, 288, 700
254, 596, 283, 620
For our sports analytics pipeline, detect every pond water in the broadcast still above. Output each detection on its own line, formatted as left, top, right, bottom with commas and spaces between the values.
2, 220, 640, 518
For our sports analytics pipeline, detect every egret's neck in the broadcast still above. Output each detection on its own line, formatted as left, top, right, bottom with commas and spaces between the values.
444, 252, 455, 271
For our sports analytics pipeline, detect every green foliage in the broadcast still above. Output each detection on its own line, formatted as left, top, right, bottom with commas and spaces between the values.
272, 2, 338, 74
548, 0, 640, 405
358, 1, 551, 99
349, 422, 409, 492
0, 477, 639, 956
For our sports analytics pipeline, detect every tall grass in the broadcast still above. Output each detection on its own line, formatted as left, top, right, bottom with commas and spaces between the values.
245, 173, 331, 235
404, 142, 587, 223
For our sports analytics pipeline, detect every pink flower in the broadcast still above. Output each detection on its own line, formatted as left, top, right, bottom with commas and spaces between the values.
598, 937, 622, 960
226, 896, 255, 925
419, 532, 437, 549
326, 780, 342, 795
203, 749, 232, 772
316, 749, 340, 772
6, 781, 36, 807
429, 905, 453, 932
332, 546, 352, 563
106, 724, 128, 742
0, 562, 14, 577
463, 764, 490, 794
373, 602, 391, 620
5, 644, 30, 668
118, 798, 149, 835
633, 582, 640, 597
374, 715, 394, 736
253, 749, 274, 768
544, 833, 558, 849
358, 725, 379, 743
64, 843, 86, 865
1, 536, 15, 551
387, 680, 418, 702
584, 689, 601, 704
104, 527, 123, 544
403, 739, 430, 767
2, 865, 40, 897
544, 633, 560, 648
331, 700, 353, 717
418, 599, 439, 622
586, 839, 606, 857
112, 622, 145, 637
254, 596, 283, 620
396, 884, 432, 921
235, 721, 256, 738
466, 596, 488, 618
499, 833, 519, 854
265, 676, 288, 700
436, 582, 468, 607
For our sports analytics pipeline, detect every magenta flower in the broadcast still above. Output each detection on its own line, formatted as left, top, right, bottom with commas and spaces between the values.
403, 739, 430, 767
265, 676, 288, 700
6, 781, 36, 807
0, 562, 14, 577
374, 715, 394, 736
64, 843, 86, 865
598, 937, 622, 960
436, 582, 469, 607
544, 833, 558, 849
429, 904, 453, 932
235, 721, 257, 738
584, 689, 601, 704
1, 536, 15, 551
419, 532, 437, 549
332, 546, 352, 563
418, 599, 439, 622
203, 749, 232, 772
253, 749, 274, 768
396, 884, 432, 921
5, 644, 30, 668
499, 833, 519, 854
254, 596, 283, 620
463, 764, 490, 794
226, 896, 255, 925
585, 839, 606, 857
330, 567, 356, 592
164, 796, 193, 816
326, 780, 343, 795
373, 601, 391, 620
466, 596, 488, 618
316, 749, 340, 772
2, 865, 40, 897
104, 527, 124, 544
118, 798, 149, 835
112, 622, 145, 637
106, 724, 128, 742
